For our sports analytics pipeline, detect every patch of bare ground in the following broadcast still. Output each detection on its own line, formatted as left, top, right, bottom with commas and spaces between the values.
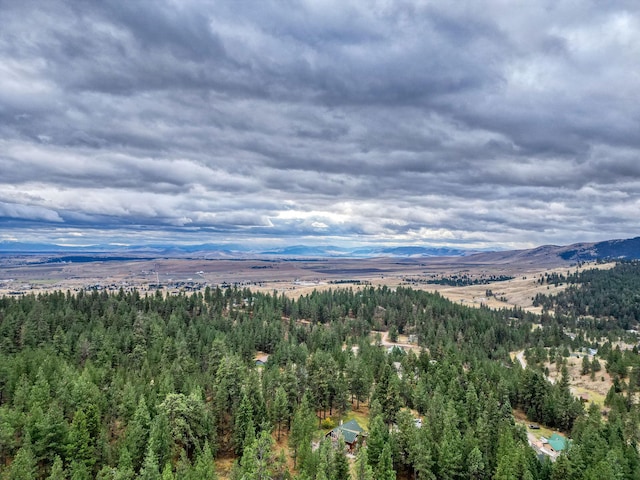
0, 255, 616, 320
423, 262, 616, 314
545, 354, 612, 405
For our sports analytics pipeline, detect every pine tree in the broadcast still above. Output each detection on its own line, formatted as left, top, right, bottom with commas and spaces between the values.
467, 446, 485, 480
139, 444, 161, 480
289, 394, 317, 468
192, 440, 218, 480
373, 363, 401, 425
551, 453, 572, 480
375, 443, 396, 480
161, 462, 174, 480
114, 446, 135, 480
127, 395, 151, 470
333, 438, 351, 480
354, 447, 374, 480
393, 408, 416, 469
148, 412, 172, 468
234, 392, 255, 456
436, 404, 463, 480
272, 386, 289, 441
410, 426, 435, 480
240, 430, 275, 480
8, 436, 37, 480
582, 355, 591, 376
47, 455, 66, 480
366, 414, 388, 471
68, 460, 91, 480
67, 409, 95, 472
493, 429, 517, 480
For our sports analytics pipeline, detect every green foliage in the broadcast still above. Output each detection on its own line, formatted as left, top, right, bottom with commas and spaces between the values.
7, 437, 37, 480
375, 443, 396, 480
533, 261, 640, 329
138, 445, 160, 480
354, 447, 374, 480
157, 391, 210, 458
320, 417, 336, 430
1, 283, 640, 479
239, 430, 275, 480
289, 394, 316, 469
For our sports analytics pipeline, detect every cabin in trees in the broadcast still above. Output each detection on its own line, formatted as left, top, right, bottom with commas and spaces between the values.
543, 433, 568, 454
254, 353, 270, 366
326, 419, 366, 452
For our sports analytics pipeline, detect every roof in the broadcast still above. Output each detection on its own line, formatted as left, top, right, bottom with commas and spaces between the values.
330, 419, 365, 444
254, 353, 269, 364
547, 433, 567, 451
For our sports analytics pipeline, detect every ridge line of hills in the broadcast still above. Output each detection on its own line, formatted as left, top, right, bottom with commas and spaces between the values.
1, 236, 640, 264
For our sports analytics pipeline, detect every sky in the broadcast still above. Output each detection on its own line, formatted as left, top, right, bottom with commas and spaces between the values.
1, 0, 640, 250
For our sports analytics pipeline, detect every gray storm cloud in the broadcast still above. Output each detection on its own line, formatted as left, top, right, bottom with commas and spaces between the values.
1, 0, 639, 248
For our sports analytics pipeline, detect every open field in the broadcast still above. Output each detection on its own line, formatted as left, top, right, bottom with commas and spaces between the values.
546, 354, 612, 404
0, 254, 615, 321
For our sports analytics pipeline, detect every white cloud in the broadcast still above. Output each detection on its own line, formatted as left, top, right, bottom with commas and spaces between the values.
0, 0, 639, 249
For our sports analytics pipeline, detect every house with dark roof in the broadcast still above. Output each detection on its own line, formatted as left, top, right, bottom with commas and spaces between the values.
326, 419, 366, 452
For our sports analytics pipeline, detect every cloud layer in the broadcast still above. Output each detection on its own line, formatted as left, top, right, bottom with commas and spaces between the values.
2, 0, 639, 248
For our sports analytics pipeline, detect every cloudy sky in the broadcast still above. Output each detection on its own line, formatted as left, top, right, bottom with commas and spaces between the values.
1, 0, 639, 250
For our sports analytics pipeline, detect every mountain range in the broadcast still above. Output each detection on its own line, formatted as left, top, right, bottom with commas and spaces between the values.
1, 237, 640, 263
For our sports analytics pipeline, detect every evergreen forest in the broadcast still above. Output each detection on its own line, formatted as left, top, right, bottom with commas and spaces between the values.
1, 274, 640, 479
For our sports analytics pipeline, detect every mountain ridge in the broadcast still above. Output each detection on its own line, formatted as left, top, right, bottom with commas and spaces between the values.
1, 236, 639, 262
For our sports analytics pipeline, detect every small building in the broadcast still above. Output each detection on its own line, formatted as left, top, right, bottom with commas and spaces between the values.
326, 419, 366, 452
254, 353, 270, 366
544, 433, 568, 453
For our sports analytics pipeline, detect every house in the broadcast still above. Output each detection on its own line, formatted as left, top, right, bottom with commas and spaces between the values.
326, 419, 366, 452
544, 433, 568, 453
254, 353, 270, 366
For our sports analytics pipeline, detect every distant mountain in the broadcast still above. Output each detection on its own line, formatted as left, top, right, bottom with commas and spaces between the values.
461, 236, 640, 266
260, 245, 350, 256
378, 246, 467, 257
258, 245, 468, 257
558, 236, 640, 262
2, 236, 640, 262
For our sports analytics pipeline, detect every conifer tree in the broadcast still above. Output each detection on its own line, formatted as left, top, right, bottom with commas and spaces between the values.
240, 430, 275, 480
467, 446, 485, 480
138, 445, 160, 480
366, 414, 388, 471
375, 443, 396, 480
67, 409, 95, 472
289, 394, 316, 468
272, 386, 289, 441
127, 395, 151, 470
354, 447, 374, 480
333, 438, 351, 480
234, 392, 255, 456
192, 440, 218, 480
47, 455, 66, 480
7, 435, 37, 480
160, 462, 174, 480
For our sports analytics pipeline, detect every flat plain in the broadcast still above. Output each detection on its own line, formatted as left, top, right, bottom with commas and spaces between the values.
0, 253, 611, 313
